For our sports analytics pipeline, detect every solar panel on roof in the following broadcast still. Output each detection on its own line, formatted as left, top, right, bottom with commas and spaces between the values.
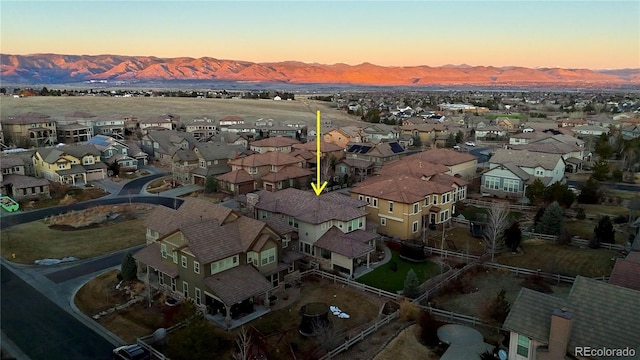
347, 145, 360, 153
389, 142, 404, 153
359, 146, 371, 153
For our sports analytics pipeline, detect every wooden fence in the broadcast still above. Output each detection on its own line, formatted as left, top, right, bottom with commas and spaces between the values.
420, 306, 503, 333
299, 269, 399, 300
522, 231, 627, 251
463, 198, 537, 211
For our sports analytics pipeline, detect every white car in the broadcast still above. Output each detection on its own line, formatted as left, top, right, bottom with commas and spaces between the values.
453, 145, 461, 150
465, 141, 476, 147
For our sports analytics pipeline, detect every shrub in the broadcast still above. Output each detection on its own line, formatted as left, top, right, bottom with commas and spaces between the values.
399, 243, 426, 261
417, 311, 445, 347
403, 269, 421, 299
399, 300, 420, 321
120, 251, 137, 281
480, 289, 511, 325
575, 208, 586, 220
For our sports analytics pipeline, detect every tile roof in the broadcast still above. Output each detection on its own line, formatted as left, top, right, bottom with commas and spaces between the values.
292, 141, 343, 153
57, 165, 87, 175
229, 151, 301, 167
250, 136, 300, 148
203, 265, 272, 305
260, 166, 311, 183
145, 130, 198, 155
142, 198, 234, 237
1, 112, 51, 125
505, 277, 640, 358
254, 188, 367, 224
338, 158, 375, 169
489, 149, 563, 170
133, 243, 179, 277
216, 169, 254, 184
179, 219, 245, 264
485, 164, 531, 181
1, 174, 49, 188
378, 159, 450, 178
314, 227, 375, 258
351, 174, 454, 203
609, 253, 640, 291
193, 142, 247, 161
262, 215, 296, 236
0, 156, 25, 169
289, 149, 315, 162
404, 148, 476, 166
61, 144, 102, 158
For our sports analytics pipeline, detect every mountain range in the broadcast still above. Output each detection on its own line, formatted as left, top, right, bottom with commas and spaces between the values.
2, 53, 639, 87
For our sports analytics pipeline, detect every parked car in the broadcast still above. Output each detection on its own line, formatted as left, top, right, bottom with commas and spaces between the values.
453, 145, 461, 150
465, 141, 476, 147
113, 344, 150, 360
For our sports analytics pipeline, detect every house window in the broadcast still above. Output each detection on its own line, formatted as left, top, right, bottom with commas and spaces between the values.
172, 252, 178, 264
57, 163, 66, 169
503, 178, 520, 193
158, 273, 165, 286
365, 196, 370, 204
388, 201, 394, 213
288, 263, 295, 273
171, 277, 176, 292
195, 287, 201, 305
161, 243, 167, 258
440, 210, 449, 222
424, 196, 430, 207
250, 167, 257, 174
412, 221, 419, 233
413, 202, 419, 214
372, 198, 378, 208
183, 281, 189, 298
381, 218, 386, 226
271, 273, 279, 287
260, 248, 276, 266
181, 255, 187, 268
358, 195, 364, 201
321, 222, 327, 230
517, 334, 530, 357
271, 165, 277, 171
483, 176, 500, 190
301, 242, 314, 256
194, 261, 200, 274
282, 237, 290, 248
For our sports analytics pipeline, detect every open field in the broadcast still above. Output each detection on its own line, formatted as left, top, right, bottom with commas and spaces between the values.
0, 96, 362, 128
496, 239, 620, 278
0, 218, 146, 263
373, 325, 437, 360
357, 252, 441, 293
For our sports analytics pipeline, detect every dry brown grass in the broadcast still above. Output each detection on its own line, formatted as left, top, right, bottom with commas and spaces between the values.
373, 325, 437, 360
74, 270, 123, 315
398, 300, 420, 322
1, 218, 146, 263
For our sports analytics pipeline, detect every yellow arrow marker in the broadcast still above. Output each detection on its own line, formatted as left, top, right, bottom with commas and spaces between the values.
311, 110, 328, 196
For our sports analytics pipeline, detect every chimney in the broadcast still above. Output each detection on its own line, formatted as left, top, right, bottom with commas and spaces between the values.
548, 309, 574, 360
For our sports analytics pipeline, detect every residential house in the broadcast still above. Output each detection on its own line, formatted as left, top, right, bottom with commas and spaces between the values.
344, 142, 406, 170
335, 158, 376, 183
481, 149, 565, 199
401, 149, 478, 180
218, 116, 245, 127
399, 123, 447, 145
252, 188, 377, 278
509, 132, 552, 146
511, 134, 587, 172
125, 141, 148, 168
33, 144, 106, 184
0, 155, 50, 201
503, 276, 639, 360
622, 124, 640, 139
555, 118, 587, 128
87, 135, 138, 172
225, 151, 311, 192
184, 117, 218, 142
1, 112, 57, 147
262, 125, 299, 139
249, 136, 300, 154
93, 116, 126, 140
135, 198, 298, 329
291, 141, 345, 168
362, 124, 399, 143
190, 142, 249, 186
350, 171, 467, 241
609, 252, 640, 292
495, 117, 520, 131
323, 126, 363, 149
474, 124, 508, 140
139, 114, 179, 134
56, 123, 93, 144
141, 130, 198, 164
572, 125, 609, 137
221, 124, 259, 139
210, 133, 249, 149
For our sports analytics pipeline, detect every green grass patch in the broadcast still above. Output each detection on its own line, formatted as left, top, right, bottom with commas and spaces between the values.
497, 240, 619, 277
428, 226, 486, 256
357, 251, 440, 293
483, 113, 523, 120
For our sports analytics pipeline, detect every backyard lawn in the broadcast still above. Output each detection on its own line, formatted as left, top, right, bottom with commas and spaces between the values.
427, 226, 486, 256
357, 252, 440, 293
496, 239, 620, 278
564, 219, 629, 244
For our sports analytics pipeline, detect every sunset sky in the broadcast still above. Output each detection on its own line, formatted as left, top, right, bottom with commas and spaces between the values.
2, 1, 638, 69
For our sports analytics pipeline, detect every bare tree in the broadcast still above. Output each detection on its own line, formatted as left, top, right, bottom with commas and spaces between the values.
484, 203, 509, 261
232, 326, 252, 360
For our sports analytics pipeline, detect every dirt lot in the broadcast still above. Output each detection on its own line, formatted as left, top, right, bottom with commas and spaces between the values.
432, 267, 573, 318
0, 96, 363, 128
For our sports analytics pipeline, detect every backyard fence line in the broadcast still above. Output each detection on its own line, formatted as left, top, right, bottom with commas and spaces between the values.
419, 306, 503, 333
319, 311, 400, 360
463, 198, 537, 212
299, 268, 399, 300
522, 231, 627, 251
480, 262, 576, 283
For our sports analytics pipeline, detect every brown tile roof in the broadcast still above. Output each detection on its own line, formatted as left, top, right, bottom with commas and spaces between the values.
282, 250, 304, 264
142, 198, 233, 237
260, 166, 311, 183
315, 227, 375, 258
378, 159, 450, 178
250, 136, 300, 148
133, 243, 179, 277
216, 169, 254, 184
338, 158, 375, 169
262, 214, 296, 236
292, 141, 343, 153
180, 219, 245, 264
1, 112, 51, 125
404, 148, 476, 166
289, 149, 315, 162
203, 265, 272, 305
609, 253, 640, 291
351, 174, 453, 203
254, 188, 367, 224
229, 151, 301, 167
1, 174, 49, 189
400, 123, 445, 132
220, 115, 244, 122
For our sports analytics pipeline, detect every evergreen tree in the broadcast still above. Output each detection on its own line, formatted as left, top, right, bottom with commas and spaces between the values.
120, 251, 137, 281
412, 134, 422, 148
525, 178, 546, 205
504, 221, 522, 253
483, 289, 511, 325
445, 133, 456, 148
455, 130, 464, 144
403, 269, 421, 299
535, 201, 564, 236
593, 216, 615, 244
578, 176, 600, 204
204, 176, 218, 193
592, 160, 610, 181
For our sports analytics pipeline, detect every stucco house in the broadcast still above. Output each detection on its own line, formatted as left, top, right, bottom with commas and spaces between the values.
251, 188, 377, 278
224, 151, 311, 192
33, 144, 107, 185
344, 142, 406, 170
249, 136, 300, 154
0, 155, 50, 201
135, 198, 299, 329
401, 149, 478, 180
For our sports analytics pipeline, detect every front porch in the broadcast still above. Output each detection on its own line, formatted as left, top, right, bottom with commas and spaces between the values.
205, 303, 271, 330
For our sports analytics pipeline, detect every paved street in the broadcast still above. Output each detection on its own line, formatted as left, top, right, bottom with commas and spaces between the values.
1, 264, 115, 360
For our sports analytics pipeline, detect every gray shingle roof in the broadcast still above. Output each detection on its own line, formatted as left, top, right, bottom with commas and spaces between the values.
314, 227, 375, 258
503, 288, 567, 343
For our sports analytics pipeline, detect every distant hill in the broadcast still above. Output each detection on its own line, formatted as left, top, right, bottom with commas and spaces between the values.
1, 53, 638, 87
